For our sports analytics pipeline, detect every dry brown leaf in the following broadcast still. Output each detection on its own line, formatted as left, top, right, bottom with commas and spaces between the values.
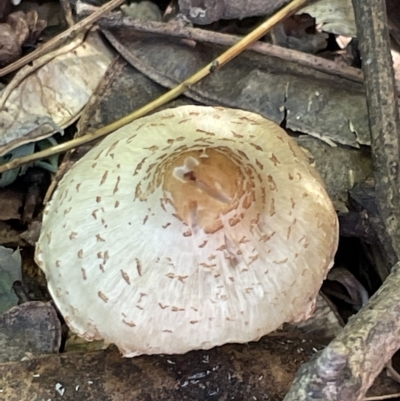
0, 10, 47, 66
0, 32, 114, 157
0, 23, 21, 66
15, 1, 64, 28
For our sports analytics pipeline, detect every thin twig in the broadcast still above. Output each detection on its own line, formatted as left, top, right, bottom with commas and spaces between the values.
0, 0, 310, 174
96, 15, 363, 84
0, 0, 125, 77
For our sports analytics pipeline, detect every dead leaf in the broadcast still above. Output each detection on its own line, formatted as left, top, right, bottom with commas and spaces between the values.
0, 32, 114, 157
0, 23, 21, 66
0, 246, 21, 314
271, 15, 328, 53
121, 1, 162, 21
178, 0, 292, 24
0, 221, 21, 246
0, 10, 47, 67
102, 29, 370, 147
299, 0, 356, 36
0, 189, 23, 220
14, 1, 65, 28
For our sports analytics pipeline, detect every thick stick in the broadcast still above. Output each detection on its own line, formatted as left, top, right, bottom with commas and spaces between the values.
352, 0, 400, 265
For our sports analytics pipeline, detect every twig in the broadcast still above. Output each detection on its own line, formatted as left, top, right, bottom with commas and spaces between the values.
96, 15, 363, 84
0, 0, 125, 77
0, 0, 310, 174
284, 0, 400, 400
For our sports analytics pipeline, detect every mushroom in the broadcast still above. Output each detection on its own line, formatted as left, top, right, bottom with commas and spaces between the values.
35, 106, 338, 357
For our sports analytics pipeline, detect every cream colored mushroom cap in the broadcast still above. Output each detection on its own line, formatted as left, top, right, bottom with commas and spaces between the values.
35, 106, 338, 357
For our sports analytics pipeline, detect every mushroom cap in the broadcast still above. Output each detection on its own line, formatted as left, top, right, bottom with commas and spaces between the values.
35, 106, 338, 357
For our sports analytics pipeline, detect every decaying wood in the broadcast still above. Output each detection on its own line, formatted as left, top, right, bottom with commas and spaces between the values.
0, 334, 398, 401
284, 0, 400, 399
